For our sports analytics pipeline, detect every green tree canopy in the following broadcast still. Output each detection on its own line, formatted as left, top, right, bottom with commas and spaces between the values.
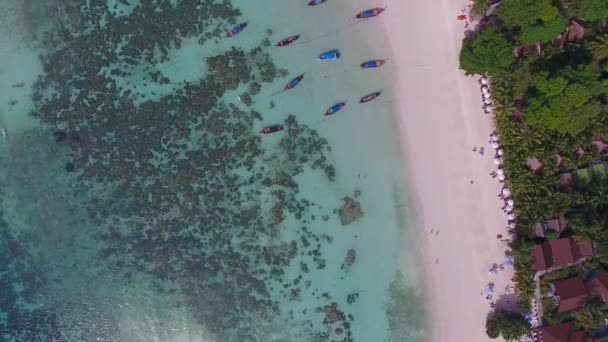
520, 17, 568, 44
459, 29, 514, 76
497, 0, 560, 29
486, 310, 531, 341
582, 0, 608, 22
525, 76, 601, 135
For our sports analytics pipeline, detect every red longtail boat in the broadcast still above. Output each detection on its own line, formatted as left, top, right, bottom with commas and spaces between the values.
359, 91, 381, 103
276, 35, 300, 47
260, 125, 284, 134
356, 8, 385, 19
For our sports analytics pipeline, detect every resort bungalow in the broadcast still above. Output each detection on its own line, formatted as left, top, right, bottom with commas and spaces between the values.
531, 237, 594, 272
552, 277, 588, 313
531, 213, 568, 238
559, 162, 608, 189
588, 270, 608, 303
532, 322, 593, 342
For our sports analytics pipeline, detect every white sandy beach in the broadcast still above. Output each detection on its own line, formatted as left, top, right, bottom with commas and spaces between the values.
382, 0, 515, 341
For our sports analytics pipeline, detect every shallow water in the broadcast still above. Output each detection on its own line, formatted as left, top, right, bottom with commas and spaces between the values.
0, 1, 427, 341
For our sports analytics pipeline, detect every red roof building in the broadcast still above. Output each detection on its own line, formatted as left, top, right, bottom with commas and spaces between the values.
553, 277, 588, 313
532, 213, 568, 238
588, 270, 608, 303
533, 322, 592, 342
531, 238, 594, 272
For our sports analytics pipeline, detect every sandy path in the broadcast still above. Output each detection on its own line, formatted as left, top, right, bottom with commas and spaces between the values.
381, 0, 514, 340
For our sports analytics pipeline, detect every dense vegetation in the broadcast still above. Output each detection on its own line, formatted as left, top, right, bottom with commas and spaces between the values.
459, 0, 608, 338
485, 310, 531, 341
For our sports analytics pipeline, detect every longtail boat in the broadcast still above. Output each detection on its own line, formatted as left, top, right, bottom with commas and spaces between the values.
356, 8, 385, 19
318, 49, 340, 61
359, 91, 381, 103
361, 59, 387, 69
226, 23, 247, 38
285, 74, 304, 90
308, 0, 327, 6
324, 102, 346, 116
260, 125, 284, 134
277, 35, 300, 47
272, 74, 305, 95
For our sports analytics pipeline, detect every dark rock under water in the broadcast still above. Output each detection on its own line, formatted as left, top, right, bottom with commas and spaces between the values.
0, 1, 364, 341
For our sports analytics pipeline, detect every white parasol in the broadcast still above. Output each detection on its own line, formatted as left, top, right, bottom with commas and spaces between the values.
506, 205, 514, 212
484, 98, 492, 105
482, 86, 489, 94
491, 134, 499, 141
509, 222, 516, 229
491, 142, 499, 149
485, 105, 494, 112
507, 199, 514, 206
497, 149, 504, 156
493, 158, 502, 165
498, 174, 506, 181
507, 213, 515, 220
502, 188, 511, 196
496, 169, 504, 175
481, 78, 488, 85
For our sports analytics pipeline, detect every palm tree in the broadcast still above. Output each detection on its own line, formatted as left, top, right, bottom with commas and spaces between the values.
470, 0, 491, 17
587, 34, 608, 61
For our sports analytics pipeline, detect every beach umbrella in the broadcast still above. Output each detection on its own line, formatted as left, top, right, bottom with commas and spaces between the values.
482, 91, 491, 98
485, 105, 494, 112
506, 205, 513, 212
502, 188, 511, 196
507, 199, 514, 206
482, 86, 489, 94
496, 169, 504, 175
484, 98, 492, 105
490, 134, 499, 141
481, 78, 488, 85
508, 213, 515, 220
509, 222, 516, 229
493, 158, 501, 165
497, 149, 504, 156
498, 174, 506, 181
491, 142, 499, 149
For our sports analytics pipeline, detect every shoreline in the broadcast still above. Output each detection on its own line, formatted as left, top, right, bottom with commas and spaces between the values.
382, 0, 514, 340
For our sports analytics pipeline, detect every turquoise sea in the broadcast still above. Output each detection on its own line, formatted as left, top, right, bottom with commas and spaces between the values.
0, 0, 427, 341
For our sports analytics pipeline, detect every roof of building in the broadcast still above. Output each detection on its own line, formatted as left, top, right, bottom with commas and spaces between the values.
532, 244, 553, 272
573, 239, 594, 259
553, 277, 588, 312
532, 214, 567, 238
534, 322, 591, 342
588, 271, 608, 298
551, 238, 577, 265
531, 238, 593, 272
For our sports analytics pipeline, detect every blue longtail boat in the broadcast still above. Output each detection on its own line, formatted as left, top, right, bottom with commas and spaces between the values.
361, 59, 387, 68
226, 23, 247, 38
308, 0, 327, 6
318, 50, 340, 61
356, 8, 385, 19
285, 74, 304, 90
324, 102, 346, 116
